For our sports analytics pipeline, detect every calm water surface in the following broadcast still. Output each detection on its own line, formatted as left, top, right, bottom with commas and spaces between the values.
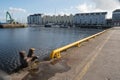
0, 27, 102, 73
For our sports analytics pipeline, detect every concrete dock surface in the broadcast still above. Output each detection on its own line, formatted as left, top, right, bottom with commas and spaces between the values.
24, 27, 120, 80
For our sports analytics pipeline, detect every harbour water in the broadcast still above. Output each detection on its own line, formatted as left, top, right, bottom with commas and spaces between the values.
0, 27, 103, 73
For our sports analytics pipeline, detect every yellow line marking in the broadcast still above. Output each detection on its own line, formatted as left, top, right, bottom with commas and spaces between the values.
75, 30, 114, 80
50, 30, 106, 59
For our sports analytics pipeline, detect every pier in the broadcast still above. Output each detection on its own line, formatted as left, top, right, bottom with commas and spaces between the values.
11, 27, 120, 80
0, 23, 26, 28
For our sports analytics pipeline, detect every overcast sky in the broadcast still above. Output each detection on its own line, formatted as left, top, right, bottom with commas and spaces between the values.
0, 0, 120, 23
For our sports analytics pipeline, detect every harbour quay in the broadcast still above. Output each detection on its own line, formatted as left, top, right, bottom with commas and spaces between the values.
0, 23, 26, 28
10, 26, 120, 80
46, 27, 120, 80
10, 9, 120, 80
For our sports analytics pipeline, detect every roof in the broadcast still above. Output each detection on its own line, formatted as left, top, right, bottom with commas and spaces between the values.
75, 12, 107, 16
113, 9, 120, 12
29, 14, 43, 16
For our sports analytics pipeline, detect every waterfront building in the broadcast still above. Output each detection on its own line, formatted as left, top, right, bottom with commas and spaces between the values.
28, 14, 73, 25
27, 12, 109, 27
42, 15, 51, 24
42, 14, 73, 25
112, 9, 120, 26
73, 12, 107, 26
27, 14, 43, 25
106, 19, 112, 27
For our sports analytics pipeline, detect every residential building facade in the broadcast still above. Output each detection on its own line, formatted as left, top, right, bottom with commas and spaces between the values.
27, 14, 43, 25
42, 14, 73, 25
27, 12, 109, 27
73, 12, 107, 26
112, 9, 120, 26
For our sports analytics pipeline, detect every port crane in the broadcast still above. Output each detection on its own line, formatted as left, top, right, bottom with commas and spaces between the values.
0, 11, 26, 28
6, 11, 18, 24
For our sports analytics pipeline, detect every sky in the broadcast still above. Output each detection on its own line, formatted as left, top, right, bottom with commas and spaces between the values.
0, 0, 120, 23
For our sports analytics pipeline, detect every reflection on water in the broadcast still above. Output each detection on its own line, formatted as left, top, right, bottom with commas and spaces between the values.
0, 27, 102, 73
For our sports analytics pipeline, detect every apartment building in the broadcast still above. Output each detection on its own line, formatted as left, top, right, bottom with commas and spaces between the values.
27, 14, 43, 25
73, 12, 107, 26
112, 9, 120, 26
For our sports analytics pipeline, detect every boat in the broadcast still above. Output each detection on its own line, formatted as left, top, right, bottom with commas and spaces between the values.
45, 24, 52, 27
45, 23, 54, 27
60, 24, 70, 28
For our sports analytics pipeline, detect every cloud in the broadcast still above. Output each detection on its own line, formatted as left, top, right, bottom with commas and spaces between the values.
92, 0, 120, 18
44, 12, 70, 16
7, 7, 27, 23
91, 0, 120, 10
75, 0, 120, 18
76, 3, 105, 13
44, 7, 74, 16
58, 11, 71, 16
54, 6, 76, 16
9, 7, 26, 13
76, 3, 94, 13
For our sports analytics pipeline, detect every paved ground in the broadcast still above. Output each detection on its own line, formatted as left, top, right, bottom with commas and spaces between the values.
25, 27, 120, 80
81, 27, 120, 80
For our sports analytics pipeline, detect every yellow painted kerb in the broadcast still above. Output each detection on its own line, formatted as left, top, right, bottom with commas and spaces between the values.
50, 30, 107, 59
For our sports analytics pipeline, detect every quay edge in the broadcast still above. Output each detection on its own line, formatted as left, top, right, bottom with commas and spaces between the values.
0, 24, 27, 28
